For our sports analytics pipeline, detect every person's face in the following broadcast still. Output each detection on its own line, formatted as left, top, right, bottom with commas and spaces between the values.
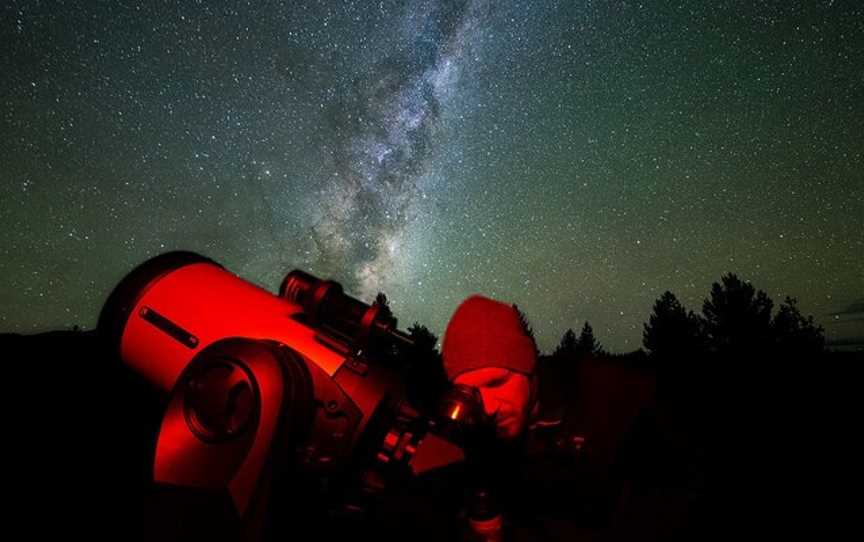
454, 367, 532, 440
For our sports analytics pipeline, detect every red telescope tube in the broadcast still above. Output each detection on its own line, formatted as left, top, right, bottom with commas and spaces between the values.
98, 251, 347, 392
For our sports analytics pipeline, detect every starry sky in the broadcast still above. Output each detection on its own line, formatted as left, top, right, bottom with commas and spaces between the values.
2, 1, 862, 352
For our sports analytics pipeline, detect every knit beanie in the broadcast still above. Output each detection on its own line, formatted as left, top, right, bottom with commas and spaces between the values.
442, 295, 537, 381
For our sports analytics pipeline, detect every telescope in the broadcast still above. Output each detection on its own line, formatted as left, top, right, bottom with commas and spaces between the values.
98, 251, 490, 540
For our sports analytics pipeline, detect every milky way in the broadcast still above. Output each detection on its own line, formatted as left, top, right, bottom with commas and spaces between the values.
309, 1, 478, 299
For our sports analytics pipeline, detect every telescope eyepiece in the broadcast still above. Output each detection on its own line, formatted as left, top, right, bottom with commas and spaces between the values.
280, 269, 413, 353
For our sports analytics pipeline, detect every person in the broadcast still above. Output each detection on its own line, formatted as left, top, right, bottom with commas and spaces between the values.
441, 295, 659, 541
442, 295, 539, 441
369, 294, 543, 541
372, 295, 692, 541
442, 295, 540, 540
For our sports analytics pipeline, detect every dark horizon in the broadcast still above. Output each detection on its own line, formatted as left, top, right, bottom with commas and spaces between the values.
5, 272, 863, 355
2, 257, 863, 354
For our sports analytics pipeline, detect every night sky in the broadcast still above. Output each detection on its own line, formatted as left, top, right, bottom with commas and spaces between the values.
2, 1, 862, 352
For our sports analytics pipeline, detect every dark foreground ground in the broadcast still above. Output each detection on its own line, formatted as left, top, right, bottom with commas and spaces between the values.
3, 329, 858, 540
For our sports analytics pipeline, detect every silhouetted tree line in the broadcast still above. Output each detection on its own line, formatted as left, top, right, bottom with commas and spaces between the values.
643, 273, 824, 363
636, 273, 828, 459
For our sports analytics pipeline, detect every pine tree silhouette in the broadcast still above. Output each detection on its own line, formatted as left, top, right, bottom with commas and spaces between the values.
643, 291, 704, 360
772, 296, 825, 355
577, 321, 603, 355
702, 273, 773, 356
554, 328, 579, 357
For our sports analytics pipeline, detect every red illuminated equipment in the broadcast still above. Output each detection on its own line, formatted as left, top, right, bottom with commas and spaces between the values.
98, 252, 479, 540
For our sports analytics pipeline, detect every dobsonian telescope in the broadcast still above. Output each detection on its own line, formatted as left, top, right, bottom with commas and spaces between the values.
98, 251, 492, 540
